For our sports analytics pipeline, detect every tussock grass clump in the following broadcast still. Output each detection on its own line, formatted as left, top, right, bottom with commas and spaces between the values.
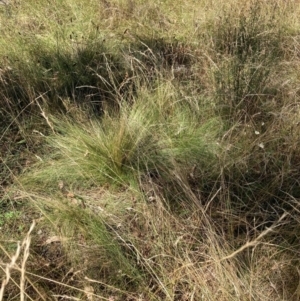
206, 0, 288, 123
20, 80, 219, 193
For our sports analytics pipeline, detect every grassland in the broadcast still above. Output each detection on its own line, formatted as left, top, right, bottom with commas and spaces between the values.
1, 0, 300, 300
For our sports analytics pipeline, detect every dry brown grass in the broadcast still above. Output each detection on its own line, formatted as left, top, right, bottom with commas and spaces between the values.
0, 221, 35, 301
2, 0, 300, 300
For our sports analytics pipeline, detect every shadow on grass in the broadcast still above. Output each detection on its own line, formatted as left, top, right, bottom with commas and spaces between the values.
0, 40, 129, 118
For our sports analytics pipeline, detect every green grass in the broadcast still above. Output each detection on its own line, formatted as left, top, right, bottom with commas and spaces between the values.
2, 0, 300, 300
20, 80, 219, 194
